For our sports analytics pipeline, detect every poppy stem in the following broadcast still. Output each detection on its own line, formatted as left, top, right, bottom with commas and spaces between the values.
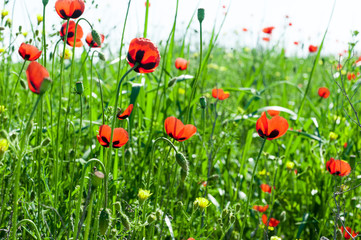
239, 137, 267, 239
143, 0, 150, 38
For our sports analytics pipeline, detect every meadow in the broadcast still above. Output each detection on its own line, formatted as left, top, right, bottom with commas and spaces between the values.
0, 0, 360, 239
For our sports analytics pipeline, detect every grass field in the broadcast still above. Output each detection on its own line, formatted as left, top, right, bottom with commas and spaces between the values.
0, 0, 361, 239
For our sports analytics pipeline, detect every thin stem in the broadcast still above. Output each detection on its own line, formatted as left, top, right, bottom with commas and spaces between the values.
16, 219, 42, 240
143, 0, 150, 38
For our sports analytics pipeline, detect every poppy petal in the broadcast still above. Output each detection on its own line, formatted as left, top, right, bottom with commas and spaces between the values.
26, 62, 50, 94
262, 214, 280, 227
126, 38, 160, 73
112, 128, 129, 148
256, 112, 268, 138
267, 116, 289, 140
178, 124, 197, 142
18, 43, 42, 61
117, 104, 133, 120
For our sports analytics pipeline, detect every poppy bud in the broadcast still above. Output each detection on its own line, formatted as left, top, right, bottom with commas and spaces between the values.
234, 203, 241, 212
221, 209, 229, 218
146, 213, 157, 224
98, 52, 105, 61
198, 8, 205, 23
92, 170, 104, 188
156, 209, 163, 219
99, 208, 111, 235
39, 77, 52, 95
175, 152, 189, 172
91, 30, 102, 47
168, 77, 177, 88
181, 168, 188, 182
41, 138, 51, 147
20, 79, 27, 90
75, 81, 84, 95
5, 18, 11, 28
199, 96, 207, 108
120, 211, 131, 230
229, 213, 235, 224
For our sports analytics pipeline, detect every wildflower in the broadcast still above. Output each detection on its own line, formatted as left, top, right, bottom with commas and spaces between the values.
262, 214, 280, 227
0, 139, 9, 156
127, 38, 160, 73
318, 87, 330, 99
288, 23, 292, 26
37, 14, 43, 25
97, 125, 129, 148
18, 43, 42, 61
347, 72, 356, 80
26, 61, 51, 94
55, 0, 85, 20
262, 37, 270, 42
117, 104, 133, 120
253, 205, 269, 212
242, 28, 248, 32
260, 184, 272, 194
138, 189, 152, 202
308, 45, 317, 53
326, 158, 351, 177
175, 57, 188, 70
194, 197, 211, 209
86, 32, 105, 48
343, 142, 348, 148
164, 116, 197, 142
187, 238, 195, 240
262, 26, 275, 34
267, 110, 280, 117
256, 112, 289, 140
286, 161, 295, 170
258, 169, 269, 176
341, 226, 358, 239
1, 9, 8, 18
212, 88, 230, 100
61, 48, 72, 59
329, 132, 338, 140
0, 48, 5, 54
270, 236, 282, 240
294, 41, 299, 45
60, 20, 83, 47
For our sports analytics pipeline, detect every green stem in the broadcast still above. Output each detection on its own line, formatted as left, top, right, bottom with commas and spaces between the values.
42, 2, 47, 67
83, 190, 95, 240
16, 219, 42, 240
143, 0, 150, 38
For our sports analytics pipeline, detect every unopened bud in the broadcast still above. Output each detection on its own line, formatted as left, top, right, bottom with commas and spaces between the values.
20, 79, 27, 90
147, 213, 157, 224
98, 52, 105, 61
120, 211, 131, 230
75, 81, 84, 95
99, 208, 111, 235
92, 170, 104, 188
168, 77, 177, 88
42, 0, 49, 6
200, 96, 207, 108
234, 203, 241, 212
41, 138, 51, 147
181, 168, 188, 182
175, 152, 189, 172
198, 8, 205, 23
221, 209, 229, 218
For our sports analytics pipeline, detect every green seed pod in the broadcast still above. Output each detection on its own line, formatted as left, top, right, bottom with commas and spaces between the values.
175, 152, 189, 172
75, 81, 84, 95
147, 213, 157, 224
98, 52, 105, 61
99, 208, 111, 235
41, 138, 51, 147
91, 29, 102, 46
91, 170, 104, 188
198, 8, 205, 23
199, 96, 207, 108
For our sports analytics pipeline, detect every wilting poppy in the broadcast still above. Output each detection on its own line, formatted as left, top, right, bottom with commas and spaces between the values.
262, 27, 275, 34
309, 45, 318, 53
262, 214, 280, 227
164, 116, 197, 142
347, 72, 356, 80
117, 104, 133, 120
253, 205, 269, 212
85, 32, 105, 48
60, 20, 83, 47
97, 124, 129, 148
260, 183, 272, 193
262, 37, 270, 42
18, 43, 42, 61
267, 110, 280, 117
326, 158, 351, 177
256, 112, 288, 140
318, 87, 330, 98
341, 226, 358, 239
55, 0, 85, 20
127, 38, 160, 73
175, 57, 188, 71
212, 88, 229, 100
293, 41, 299, 45
26, 61, 50, 94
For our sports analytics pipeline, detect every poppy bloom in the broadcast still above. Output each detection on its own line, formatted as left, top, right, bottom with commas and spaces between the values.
164, 116, 197, 142
55, 0, 85, 20
344, 142, 348, 148
117, 104, 133, 120
262, 37, 270, 42
347, 72, 356, 80
341, 226, 358, 239
85, 32, 105, 48
256, 112, 288, 140
26, 61, 50, 94
18, 43, 42, 61
318, 87, 330, 98
242, 28, 248, 32
253, 205, 269, 212
262, 214, 280, 227
260, 184, 272, 193
267, 110, 280, 116
212, 88, 229, 100
175, 57, 188, 70
293, 41, 299, 45
262, 27, 275, 34
60, 20, 83, 47
97, 125, 129, 148
326, 158, 351, 177
288, 23, 292, 26
309, 45, 318, 53
127, 38, 160, 73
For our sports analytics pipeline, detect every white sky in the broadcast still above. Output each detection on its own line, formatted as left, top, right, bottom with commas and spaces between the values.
3, 0, 361, 59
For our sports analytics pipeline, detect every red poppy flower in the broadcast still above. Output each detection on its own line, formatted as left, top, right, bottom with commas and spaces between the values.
242, 28, 248, 32
262, 27, 275, 34
55, 0, 85, 20
267, 110, 280, 117
85, 32, 105, 48
347, 73, 356, 80
256, 112, 288, 140
344, 142, 348, 148
97, 125, 129, 148
262, 37, 270, 42
341, 226, 358, 239
164, 116, 197, 142
18, 43, 42, 61
175, 57, 188, 71
26, 61, 50, 94
187, 238, 195, 240
293, 41, 299, 45
60, 20, 83, 47
253, 205, 269, 212
318, 87, 330, 98
260, 184, 272, 193
212, 88, 229, 100
117, 104, 133, 120
309, 45, 318, 53
262, 214, 280, 227
127, 38, 160, 73
288, 23, 292, 26
326, 158, 351, 177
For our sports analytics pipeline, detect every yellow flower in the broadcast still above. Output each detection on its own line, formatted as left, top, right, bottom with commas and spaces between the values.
22, 32, 28, 37
286, 161, 295, 170
0, 48, 4, 54
0, 139, 9, 156
138, 189, 152, 202
329, 132, 338, 140
60, 48, 72, 59
258, 169, 270, 176
178, 88, 185, 95
194, 197, 211, 209
270, 237, 281, 240
341, 70, 346, 75
1, 9, 8, 18
37, 14, 43, 25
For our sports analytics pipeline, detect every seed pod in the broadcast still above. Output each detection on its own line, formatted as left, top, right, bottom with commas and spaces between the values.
199, 96, 207, 108
198, 8, 205, 23
75, 81, 84, 95
99, 208, 111, 235
91, 170, 104, 188
175, 152, 189, 172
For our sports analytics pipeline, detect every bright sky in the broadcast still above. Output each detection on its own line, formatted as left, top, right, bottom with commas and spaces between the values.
3, 0, 361, 58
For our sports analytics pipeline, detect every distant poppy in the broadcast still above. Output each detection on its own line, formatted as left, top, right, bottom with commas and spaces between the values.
336, 63, 342, 70
97, 124, 129, 148
262, 214, 280, 227
262, 27, 275, 34
262, 37, 270, 42
55, 0, 85, 20
318, 87, 330, 98
212, 88, 229, 100
293, 41, 299, 45
60, 20, 83, 47
26, 61, 50, 94
18, 43, 42, 61
175, 57, 188, 70
145, 1, 151, 7
326, 158, 351, 177
260, 183, 272, 193
85, 32, 105, 48
164, 116, 197, 142
187, 238, 195, 240
127, 38, 160, 73
309, 45, 318, 53
347, 72, 356, 80
117, 104, 133, 120
341, 226, 358, 239
242, 28, 248, 32
288, 23, 292, 26
344, 142, 348, 148
256, 112, 289, 140
253, 205, 269, 212
267, 110, 280, 116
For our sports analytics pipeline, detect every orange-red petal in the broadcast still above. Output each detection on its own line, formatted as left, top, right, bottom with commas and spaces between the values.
26, 61, 50, 94
60, 20, 83, 47
260, 183, 272, 194
256, 112, 268, 139
266, 115, 289, 140
164, 116, 196, 142
117, 104, 133, 120
326, 158, 351, 177
262, 214, 280, 227
175, 57, 188, 70
55, 0, 85, 20
253, 205, 269, 212
127, 38, 160, 73
212, 88, 230, 100
18, 43, 42, 61
112, 128, 129, 148
85, 32, 105, 48
318, 87, 330, 98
